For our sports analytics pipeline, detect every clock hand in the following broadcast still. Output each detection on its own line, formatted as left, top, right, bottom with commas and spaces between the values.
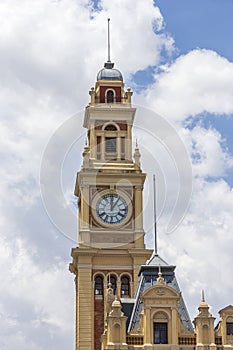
110, 196, 114, 211
112, 196, 120, 211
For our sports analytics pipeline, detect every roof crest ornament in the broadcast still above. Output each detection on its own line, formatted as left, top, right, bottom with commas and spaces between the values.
156, 264, 165, 285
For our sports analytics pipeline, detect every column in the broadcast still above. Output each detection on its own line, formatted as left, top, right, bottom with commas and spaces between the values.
90, 121, 95, 160
126, 124, 132, 160
77, 259, 93, 350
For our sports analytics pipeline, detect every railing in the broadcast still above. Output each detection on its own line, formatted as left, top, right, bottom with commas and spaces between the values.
95, 96, 128, 104
126, 335, 144, 345
179, 337, 196, 345
215, 336, 222, 345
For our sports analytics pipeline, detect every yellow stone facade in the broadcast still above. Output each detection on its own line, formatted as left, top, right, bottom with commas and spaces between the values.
69, 60, 233, 350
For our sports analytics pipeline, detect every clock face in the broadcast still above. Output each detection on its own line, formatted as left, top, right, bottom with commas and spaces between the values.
96, 194, 128, 225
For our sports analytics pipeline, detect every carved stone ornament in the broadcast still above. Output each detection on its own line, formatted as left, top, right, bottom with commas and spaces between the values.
156, 288, 165, 296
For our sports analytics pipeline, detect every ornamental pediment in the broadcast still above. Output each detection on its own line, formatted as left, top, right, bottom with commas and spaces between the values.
219, 305, 233, 315
142, 285, 180, 299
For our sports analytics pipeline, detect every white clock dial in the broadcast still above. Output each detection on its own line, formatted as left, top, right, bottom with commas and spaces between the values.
96, 194, 128, 225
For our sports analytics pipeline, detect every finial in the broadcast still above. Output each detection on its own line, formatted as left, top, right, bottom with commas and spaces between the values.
156, 263, 165, 285
202, 289, 205, 302
133, 140, 141, 168
107, 18, 111, 62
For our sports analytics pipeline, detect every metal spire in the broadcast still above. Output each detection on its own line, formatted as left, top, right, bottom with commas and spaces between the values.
107, 18, 111, 62
153, 174, 158, 255
104, 18, 114, 69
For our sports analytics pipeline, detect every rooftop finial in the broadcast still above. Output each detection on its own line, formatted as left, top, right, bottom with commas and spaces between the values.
156, 263, 165, 285
158, 263, 162, 277
107, 18, 111, 62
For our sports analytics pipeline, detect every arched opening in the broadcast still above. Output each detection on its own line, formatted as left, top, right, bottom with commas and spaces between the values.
110, 276, 117, 295
154, 322, 168, 344
112, 323, 120, 343
104, 124, 117, 159
106, 90, 114, 103
94, 275, 103, 295
121, 276, 130, 297
153, 311, 168, 344
202, 325, 209, 344
226, 317, 233, 335
104, 124, 117, 131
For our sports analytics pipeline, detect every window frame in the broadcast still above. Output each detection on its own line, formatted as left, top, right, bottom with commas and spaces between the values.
106, 89, 115, 103
227, 322, 233, 335
94, 275, 103, 295
154, 322, 168, 344
121, 275, 130, 297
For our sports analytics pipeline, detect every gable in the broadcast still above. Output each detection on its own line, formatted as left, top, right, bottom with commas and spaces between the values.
142, 284, 180, 299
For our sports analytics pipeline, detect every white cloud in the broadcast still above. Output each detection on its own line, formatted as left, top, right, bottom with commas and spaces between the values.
0, 0, 233, 348
156, 178, 233, 319
0, 1, 174, 348
180, 125, 233, 178
137, 49, 233, 121
0, 227, 74, 350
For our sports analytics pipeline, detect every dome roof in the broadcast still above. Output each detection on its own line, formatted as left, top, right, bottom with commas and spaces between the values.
97, 61, 123, 81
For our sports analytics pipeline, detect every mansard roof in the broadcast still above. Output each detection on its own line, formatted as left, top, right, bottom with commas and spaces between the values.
125, 253, 193, 333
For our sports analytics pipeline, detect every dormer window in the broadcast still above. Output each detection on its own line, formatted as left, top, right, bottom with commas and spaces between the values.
227, 322, 233, 335
153, 312, 168, 344
154, 322, 168, 344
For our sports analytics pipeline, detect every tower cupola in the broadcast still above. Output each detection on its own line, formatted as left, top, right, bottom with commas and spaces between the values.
97, 61, 123, 81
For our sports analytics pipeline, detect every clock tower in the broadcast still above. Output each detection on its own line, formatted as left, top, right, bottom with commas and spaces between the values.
69, 59, 152, 350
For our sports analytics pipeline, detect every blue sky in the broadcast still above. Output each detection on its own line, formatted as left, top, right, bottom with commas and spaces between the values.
0, 1, 233, 349
156, 0, 233, 61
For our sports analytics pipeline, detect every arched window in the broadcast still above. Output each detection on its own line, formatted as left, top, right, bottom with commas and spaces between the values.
121, 276, 130, 296
110, 276, 117, 295
94, 275, 103, 295
104, 124, 117, 158
104, 124, 117, 131
154, 322, 168, 344
153, 312, 168, 344
106, 90, 114, 103
101, 123, 120, 160
227, 321, 233, 335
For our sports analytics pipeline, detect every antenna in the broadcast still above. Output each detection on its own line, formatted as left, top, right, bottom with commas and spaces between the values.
107, 18, 111, 62
153, 174, 158, 255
